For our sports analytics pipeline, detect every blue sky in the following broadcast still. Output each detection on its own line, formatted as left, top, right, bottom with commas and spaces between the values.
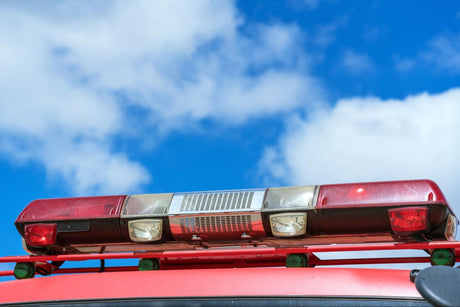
1, 0, 460, 268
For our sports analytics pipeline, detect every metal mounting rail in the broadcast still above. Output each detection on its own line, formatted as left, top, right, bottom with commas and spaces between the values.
1, 241, 460, 277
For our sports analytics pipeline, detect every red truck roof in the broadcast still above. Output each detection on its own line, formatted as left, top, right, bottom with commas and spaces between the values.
0, 267, 423, 305
2, 241, 460, 306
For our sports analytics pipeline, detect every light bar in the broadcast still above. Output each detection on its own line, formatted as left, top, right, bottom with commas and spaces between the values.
14, 180, 458, 255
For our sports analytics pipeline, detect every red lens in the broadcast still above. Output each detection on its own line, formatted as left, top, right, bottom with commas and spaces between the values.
17, 196, 126, 222
388, 207, 428, 233
25, 223, 57, 246
318, 180, 447, 208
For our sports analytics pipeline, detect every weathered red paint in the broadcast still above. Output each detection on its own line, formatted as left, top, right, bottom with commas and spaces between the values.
0, 267, 421, 304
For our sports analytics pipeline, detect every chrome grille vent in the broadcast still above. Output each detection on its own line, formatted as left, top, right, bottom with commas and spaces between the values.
170, 190, 265, 214
179, 215, 254, 234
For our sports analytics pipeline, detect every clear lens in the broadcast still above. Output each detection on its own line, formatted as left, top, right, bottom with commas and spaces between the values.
445, 214, 458, 241
122, 194, 173, 217
264, 186, 316, 210
270, 212, 307, 237
128, 219, 163, 242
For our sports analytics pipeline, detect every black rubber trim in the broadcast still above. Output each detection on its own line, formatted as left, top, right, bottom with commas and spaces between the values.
0, 296, 430, 307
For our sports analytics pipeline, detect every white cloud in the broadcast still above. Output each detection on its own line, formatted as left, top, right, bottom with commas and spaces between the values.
40, 140, 151, 195
54, 14, 318, 128
0, 1, 320, 195
260, 88, 460, 213
342, 49, 374, 75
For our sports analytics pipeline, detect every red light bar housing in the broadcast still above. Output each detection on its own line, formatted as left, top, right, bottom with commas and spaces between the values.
16, 196, 126, 253
314, 180, 453, 242
15, 180, 458, 255
317, 180, 446, 208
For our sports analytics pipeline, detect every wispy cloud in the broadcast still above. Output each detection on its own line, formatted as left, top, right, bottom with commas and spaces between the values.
393, 31, 460, 74
341, 49, 375, 75
394, 56, 417, 73
260, 88, 460, 213
422, 34, 460, 73
0, 1, 321, 195
311, 15, 349, 48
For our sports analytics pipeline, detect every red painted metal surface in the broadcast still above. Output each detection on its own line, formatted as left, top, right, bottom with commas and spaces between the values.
1, 241, 459, 277
2, 241, 459, 264
0, 267, 421, 304
0, 270, 13, 277
2, 241, 458, 304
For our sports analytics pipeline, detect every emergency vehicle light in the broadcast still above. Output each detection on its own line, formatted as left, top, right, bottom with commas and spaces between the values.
128, 219, 163, 242
13, 262, 35, 279
263, 186, 316, 210
14, 180, 458, 255
431, 248, 455, 266
317, 180, 446, 208
138, 258, 160, 271
24, 224, 57, 246
286, 253, 308, 268
445, 214, 457, 241
270, 212, 307, 237
16, 195, 127, 250
122, 194, 172, 217
16, 196, 126, 222
388, 207, 428, 233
